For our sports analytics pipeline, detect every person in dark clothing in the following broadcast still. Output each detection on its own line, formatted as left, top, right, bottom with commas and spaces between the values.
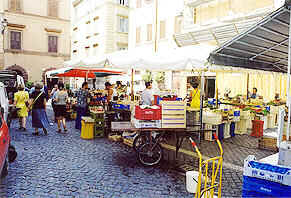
75, 82, 89, 130
30, 83, 49, 136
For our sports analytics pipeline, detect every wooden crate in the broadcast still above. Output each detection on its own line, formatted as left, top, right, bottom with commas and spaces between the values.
160, 101, 186, 115
123, 138, 133, 147
258, 136, 278, 151
108, 135, 123, 142
162, 122, 186, 128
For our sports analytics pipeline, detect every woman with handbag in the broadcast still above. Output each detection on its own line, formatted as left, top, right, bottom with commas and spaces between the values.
54, 83, 68, 133
30, 83, 49, 136
14, 85, 29, 131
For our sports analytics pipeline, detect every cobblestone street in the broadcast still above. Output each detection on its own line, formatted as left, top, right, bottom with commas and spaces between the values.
0, 108, 193, 198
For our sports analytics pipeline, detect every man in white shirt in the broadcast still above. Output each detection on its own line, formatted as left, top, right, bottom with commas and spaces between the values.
141, 82, 154, 106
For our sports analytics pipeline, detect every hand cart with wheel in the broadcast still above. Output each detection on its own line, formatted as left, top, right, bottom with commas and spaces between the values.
189, 133, 223, 198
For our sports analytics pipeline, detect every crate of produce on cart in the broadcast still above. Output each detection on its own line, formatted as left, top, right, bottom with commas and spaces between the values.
135, 105, 161, 120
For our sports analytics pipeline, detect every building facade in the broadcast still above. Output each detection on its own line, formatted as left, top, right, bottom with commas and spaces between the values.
128, 0, 184, 53
71, 0, 129, 60
175, 0, 283, 47
0, 0, 71, 82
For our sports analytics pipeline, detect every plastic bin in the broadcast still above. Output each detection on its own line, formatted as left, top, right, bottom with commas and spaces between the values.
135, 106, 161, 120
230, 122, 235, 137
112, 103, 130, 111
242, 176, 291, 197
218, 124, 224, 141
81, 120, 94, 139
251, 120, 264, 138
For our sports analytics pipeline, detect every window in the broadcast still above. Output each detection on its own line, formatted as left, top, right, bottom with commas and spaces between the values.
147, 24, 152, 41
136, 27, 141, 43
193, 8, 197, 24
136, 0, 142, 8
10, 31, 21, 50
175, 16, 182, 34
160, 20, 166, 39
118, 16, 128, 33
48, 36, 58, 53
9, 0, 22, 11
117, 0, 129, 7
48, 0, 58, 17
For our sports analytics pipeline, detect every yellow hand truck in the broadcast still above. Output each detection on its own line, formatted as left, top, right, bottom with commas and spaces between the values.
189, 133, 223, 198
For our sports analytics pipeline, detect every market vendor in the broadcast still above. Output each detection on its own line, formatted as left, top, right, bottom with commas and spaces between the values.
105, 82, 113, 102
190, 82, 200, 109
250, 87, 259, 99
115, 81, 127, 99
141, 81, 153, 106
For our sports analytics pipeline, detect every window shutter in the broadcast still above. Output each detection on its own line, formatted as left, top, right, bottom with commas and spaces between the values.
10, 31, 21, 50
10, 0, 16, 11
48, 36, 58, 53
147, 24, 152, 41
16, 0, 22, 11
136, 27, 141, 43
160, 21, 166, 39
48, 0, 58, 17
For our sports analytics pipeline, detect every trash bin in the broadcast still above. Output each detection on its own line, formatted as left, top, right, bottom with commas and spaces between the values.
81, 117, 95, 139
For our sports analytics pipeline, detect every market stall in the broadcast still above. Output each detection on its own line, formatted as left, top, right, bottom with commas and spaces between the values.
208, 2, 291, 197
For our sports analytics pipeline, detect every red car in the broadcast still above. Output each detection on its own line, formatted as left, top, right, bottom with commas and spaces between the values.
0, 107, 17, 178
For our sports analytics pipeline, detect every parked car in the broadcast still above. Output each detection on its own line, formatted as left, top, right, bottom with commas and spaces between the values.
0, 84, 17, 177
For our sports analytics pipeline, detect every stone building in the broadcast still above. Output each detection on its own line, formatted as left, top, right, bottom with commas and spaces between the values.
0, 0, 70, 82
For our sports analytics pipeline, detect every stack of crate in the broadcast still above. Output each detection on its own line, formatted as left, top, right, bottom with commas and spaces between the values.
91, 112, 105, 138
160, 101, 186, 128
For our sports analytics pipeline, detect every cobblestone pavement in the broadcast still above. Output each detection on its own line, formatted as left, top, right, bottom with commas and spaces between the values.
0, 108, 193, 198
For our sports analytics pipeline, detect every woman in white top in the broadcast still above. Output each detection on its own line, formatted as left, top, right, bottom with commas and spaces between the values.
54, 82, 68, 133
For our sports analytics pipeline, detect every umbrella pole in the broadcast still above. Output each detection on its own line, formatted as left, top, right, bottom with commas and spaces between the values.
287, 10, 291, 141
131, 68, 134, 101
246, 73, 249, 100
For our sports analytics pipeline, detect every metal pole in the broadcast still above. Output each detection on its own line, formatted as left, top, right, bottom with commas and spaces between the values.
131, 68, 134, 101
286, 11, 291, 141
154, 0, 158, 53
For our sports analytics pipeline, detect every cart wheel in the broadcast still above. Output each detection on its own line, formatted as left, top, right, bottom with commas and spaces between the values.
138, 142, 163, 166
133, 134, 155, 152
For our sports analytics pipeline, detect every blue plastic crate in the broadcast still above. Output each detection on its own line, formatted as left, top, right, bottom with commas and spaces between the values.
234, 111, 240, 116
242, 189, 272, 198
218, 124, 224, 140
230, 122, 235, 137
112, 103, 130, 110
243, 176, 291, 197
265, 106, 271, 112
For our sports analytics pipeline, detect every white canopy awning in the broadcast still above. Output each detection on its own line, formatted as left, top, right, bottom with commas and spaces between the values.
79, 44, 216, 71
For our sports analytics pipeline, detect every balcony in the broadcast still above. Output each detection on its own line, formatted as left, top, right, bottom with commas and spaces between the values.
186, 0, 215, 7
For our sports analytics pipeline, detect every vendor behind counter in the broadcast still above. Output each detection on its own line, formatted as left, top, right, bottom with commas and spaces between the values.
190, 82, 200, 109
141, 81, 154, 106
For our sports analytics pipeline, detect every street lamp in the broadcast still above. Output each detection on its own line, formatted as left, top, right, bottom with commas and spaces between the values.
0, 16, 8, 69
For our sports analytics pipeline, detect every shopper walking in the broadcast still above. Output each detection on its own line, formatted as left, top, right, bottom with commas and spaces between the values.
75, 82, 89, 130
54, 83, 68, 133
50, 84, 58, 122
30, 83, 49, 136
14, 85, 29, 131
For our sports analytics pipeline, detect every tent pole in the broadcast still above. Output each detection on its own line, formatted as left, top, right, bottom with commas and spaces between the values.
286, 11, 291, 141
246, 73, 249, 100
131, 68, 134, 101
154, 0, 158, 53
